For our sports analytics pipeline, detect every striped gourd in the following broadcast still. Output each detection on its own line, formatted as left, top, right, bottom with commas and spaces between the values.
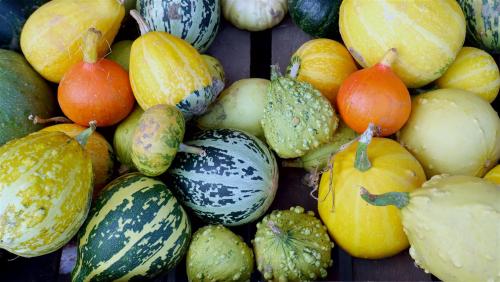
458, 0, 499, 54
72, 173, 191, 282
0, 129, 94, 257
165, 129, 279, 226
137, 0, 221, 52
20, 0, 125, 83
339, 0, 466, 88
129, 11, 219, 120
436, 47, 499, 103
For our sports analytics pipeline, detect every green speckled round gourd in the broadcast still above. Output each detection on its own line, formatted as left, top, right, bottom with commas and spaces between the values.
187, 225, 254, 282
261, 66, 338, 159
253, 206, 334, 281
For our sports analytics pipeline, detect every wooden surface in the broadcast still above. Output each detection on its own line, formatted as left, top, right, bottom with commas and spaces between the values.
7, 14, 500, 282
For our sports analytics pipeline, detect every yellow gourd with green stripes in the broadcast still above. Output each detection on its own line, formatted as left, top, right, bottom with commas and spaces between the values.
436, 47, 499, 103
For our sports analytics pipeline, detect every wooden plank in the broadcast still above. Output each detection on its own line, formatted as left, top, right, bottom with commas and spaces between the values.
271, 16, 312, 72
353, 252, 432, 281
0, 250, 60, 282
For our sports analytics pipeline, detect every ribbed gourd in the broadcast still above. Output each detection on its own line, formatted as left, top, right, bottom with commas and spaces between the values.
129, 10, 221, 120
113, 106, 144, 170
253, 206, 334, 281
361, 175, 500, 282
20, 0, 125, 82
0, 125, 95, 257
262, 66, 338, 159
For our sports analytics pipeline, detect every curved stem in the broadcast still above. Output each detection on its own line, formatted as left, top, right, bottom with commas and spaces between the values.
270, 65, 281, 81
288, 56, 301, 79
282, 159, 304, 168
76, 121, 97, 147
359, 187, 410, 209
179, 143, 206, 156
83, 28, 102, 64
130, 9, 151, 35
380, 48, 398, 68
267, 220, 282, 236
354, 123, 375, 171
29, 115, 71, 125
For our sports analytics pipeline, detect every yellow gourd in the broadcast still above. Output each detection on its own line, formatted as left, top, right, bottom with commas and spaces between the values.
318, 124, 426, 259
20, 0, 125, 83
288, 39, 358, 104
484, 165, 500, 184
339, 0, 465, 88
436, 47, 500, 103
129, 10, 216, 120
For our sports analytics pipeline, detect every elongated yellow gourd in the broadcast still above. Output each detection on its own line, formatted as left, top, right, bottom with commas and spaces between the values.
129, 11, 216, 120
0, 128, 94, 257
339, 0, 466, 88
20, 0, 125, 82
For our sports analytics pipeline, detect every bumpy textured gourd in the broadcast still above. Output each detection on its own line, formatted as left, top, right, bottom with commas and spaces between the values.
361, 175, 500, 282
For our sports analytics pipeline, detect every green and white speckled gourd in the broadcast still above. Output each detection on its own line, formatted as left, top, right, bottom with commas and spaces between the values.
261, 65, 338, 159
253, 206, 334, 281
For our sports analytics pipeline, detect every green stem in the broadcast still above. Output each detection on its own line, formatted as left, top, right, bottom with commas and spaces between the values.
76, 121, 97, 147
83, 28, 102, 64
130, 9, 151, 35
29, 115, 71, 125
179, 143, 206, 156
270, 65, 281, 81
359, 187, 410, 209
117, 0, 124, 5
354, 123, 375, 171
287, 56, 301, 79
267, 220, 282, 236
380, 48, 398, 68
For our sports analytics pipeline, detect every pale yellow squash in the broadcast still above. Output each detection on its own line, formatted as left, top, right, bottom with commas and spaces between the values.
484, 165, 500, 184
20, 0, 124, 83
436, 47, 500, 103
339, 0, 466, 88
289, 39, 358, 104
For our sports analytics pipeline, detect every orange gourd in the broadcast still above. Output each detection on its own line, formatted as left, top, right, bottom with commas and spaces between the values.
58, 28, 135, 127
336, 49, 410, 136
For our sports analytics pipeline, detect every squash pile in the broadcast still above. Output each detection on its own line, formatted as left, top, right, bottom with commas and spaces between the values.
0, 0, 498, 281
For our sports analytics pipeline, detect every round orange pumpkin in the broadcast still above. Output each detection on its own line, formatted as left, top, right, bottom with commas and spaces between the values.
58, 28, 135, 127
337, 49, 411, 136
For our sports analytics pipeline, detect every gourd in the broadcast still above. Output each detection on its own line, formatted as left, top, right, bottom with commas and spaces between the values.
20, 0, 125, 82
457, 0, 499, 54
72, 173, 191, 282
262, 66, 338, 159
436, 47, 499, 103
202, 54, 225, 84
253, 206, 333, 281
337, 48, 411, 136
318, 124, 426, 259
0, 124, 95, 257
129, 10, 220, 120
288, 39, 357, 104
398, 89, 500, 177
131, 104, 204, 177
0, 0, 47, 50
197, 78, 269, 138
58, 28, 135, 127
339, 0, 466, 88
40, 122, 114, 195
107, 40, 132, 71
136, 0, 221, 52
186, 225, 254, 282
361, 175, 500, 282
484, 165, 500, 184
221, 0, 288, 31
113, 106, 144, 170
288, 0, 341, 38
0, 49, 56, 146
165, 129, 278, 226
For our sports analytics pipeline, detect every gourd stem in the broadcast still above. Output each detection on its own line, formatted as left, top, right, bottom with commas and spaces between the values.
288, 56, 301, 79
360, 187, 410, 209
117, 0, 125, 5
179, 143, 206, 156
76, 121, 97, 147
83, 28, 102, 64
267, 221, 282, 236
130, 10, 151, 35
282, 159, 304, 168
354, 123, 375, 172
270, 65, 281, 81
380, 48, 398, 67
29, 115, 71, 124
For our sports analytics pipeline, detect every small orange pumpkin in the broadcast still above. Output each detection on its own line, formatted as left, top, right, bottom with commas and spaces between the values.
337, 48, 411, 136
58, 28, 135, 127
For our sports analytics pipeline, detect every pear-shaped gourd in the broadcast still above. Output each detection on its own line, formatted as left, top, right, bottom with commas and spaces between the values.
0, 123, 95, 257
131, 104, 204, 176
113, 106, 143, 170
361, 175, 500, 282
261, 66, 338, 159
